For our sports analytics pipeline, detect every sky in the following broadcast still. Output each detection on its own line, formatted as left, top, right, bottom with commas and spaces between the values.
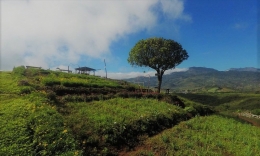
1, 0, 259, 79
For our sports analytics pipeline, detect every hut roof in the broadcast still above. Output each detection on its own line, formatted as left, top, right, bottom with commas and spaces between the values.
75, 66, 96, 71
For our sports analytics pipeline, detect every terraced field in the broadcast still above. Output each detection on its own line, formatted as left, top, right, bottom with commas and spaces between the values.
1, 66, 260, 155
1, 66, 215, 155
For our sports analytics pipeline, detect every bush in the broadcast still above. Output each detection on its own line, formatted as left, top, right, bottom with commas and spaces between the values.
252, 109, 260, 115
42, 79, 61, 86
61, 94, 86, 102
184, 106, 197, 116
161, 95, 185, 108
12, 66, 26, 76
62, 81, 85, 87
20, 86, 35, 94
27, 106, 80, 155
46, 90, 57, 101
18, 79, 30, 86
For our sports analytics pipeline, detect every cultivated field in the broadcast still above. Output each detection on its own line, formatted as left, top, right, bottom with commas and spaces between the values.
0, 66, 259, 155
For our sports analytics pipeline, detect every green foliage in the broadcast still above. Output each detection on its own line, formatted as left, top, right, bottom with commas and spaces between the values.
27, 104, 79, 155
251, 109, 260, 115
177, 93, 260, 111
42, 78, 61, 86
39, 71, 122, 89
132, 115, 260, 155
0, 95, 34, 155
20, 86, 35, 94
6, 65, 260, 155
0, 93, 80, 155
64, 98, 198, 155
12, 66, 26, 76
128, 37, 188, 92
0, 72, 21, 94
128, 37, 189, 70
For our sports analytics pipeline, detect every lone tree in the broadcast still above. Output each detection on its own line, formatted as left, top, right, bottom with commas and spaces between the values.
128, 37, 189, 93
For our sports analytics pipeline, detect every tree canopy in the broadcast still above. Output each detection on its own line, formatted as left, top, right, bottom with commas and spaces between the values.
128, 37, 189, 93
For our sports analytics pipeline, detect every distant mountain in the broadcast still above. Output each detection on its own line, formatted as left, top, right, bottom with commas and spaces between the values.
228, 67, 260, 72
125, 67, 260, 92
187, 67, 218, 73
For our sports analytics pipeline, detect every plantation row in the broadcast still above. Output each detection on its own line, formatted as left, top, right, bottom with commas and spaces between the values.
0, 67, 218, 155
4, 67, 260, 155
13, 66, 128, 89
0, 92, 214, 155
126, 115, 260, 156
0, 94, 81, 155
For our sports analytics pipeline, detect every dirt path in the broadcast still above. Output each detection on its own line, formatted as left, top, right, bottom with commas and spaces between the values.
237, 116, 260, 127
236, 112, 260, 127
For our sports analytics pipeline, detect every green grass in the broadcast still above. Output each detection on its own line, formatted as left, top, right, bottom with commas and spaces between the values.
0, 71, 21, 94
2, 67, 259, 155
40, 71, 124, 88
252, 109, 260, 115
64, 98, 191, 155
0, 93, 80, 155
130, 115, 260, 156
176, 92, 260, 111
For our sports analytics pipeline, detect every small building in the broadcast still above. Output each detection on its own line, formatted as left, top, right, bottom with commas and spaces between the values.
75, 66, 97, 75
26, 66, 42, 69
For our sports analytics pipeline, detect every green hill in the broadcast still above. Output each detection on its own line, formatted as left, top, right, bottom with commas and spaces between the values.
1, 66, 260, 155
126, 67, 260, 93
0, 66, 215, 155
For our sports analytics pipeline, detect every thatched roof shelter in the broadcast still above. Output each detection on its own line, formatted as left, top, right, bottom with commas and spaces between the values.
75, 66, 97, 75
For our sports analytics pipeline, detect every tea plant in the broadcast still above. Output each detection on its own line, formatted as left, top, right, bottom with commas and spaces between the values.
0, 72, 21, 94
131, 115, 260, 156
0, 93, 81, 155
64, 98, 192, 154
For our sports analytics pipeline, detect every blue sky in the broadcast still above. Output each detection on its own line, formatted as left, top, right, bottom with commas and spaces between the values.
1, 0, 258, 79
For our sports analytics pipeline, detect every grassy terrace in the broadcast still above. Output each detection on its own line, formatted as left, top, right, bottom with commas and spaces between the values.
1, 66, 260, 155
0, 93, 79, 155
65, 98, 188, 155
127, 115, 260, 156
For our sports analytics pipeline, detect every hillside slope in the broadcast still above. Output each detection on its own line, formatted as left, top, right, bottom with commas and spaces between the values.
0, 66, 214, 155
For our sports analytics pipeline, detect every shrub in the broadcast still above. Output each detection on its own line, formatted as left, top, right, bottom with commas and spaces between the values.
184, 106, 197, 116
18, 79, 30, 86
27, 106, 80, 155
12, 66, 26, 76
62, 81, 85, 87
252, 109, 260, 115
46, 90, 57, 101
39, 70, 51, 75
116, 92, 129, 98
20, 86, 34, 94
126, 86, 136, 92
42, 78, 61, 86
161, 95, 185, 108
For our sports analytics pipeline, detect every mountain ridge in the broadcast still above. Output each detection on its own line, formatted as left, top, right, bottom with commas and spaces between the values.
125, 67, 260, 92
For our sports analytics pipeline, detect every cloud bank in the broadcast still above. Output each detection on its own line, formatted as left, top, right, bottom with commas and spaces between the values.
1, 0, 190, 70
96, 68, 188, 80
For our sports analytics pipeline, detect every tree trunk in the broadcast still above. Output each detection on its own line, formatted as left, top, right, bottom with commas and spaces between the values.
157, 72, 163, 93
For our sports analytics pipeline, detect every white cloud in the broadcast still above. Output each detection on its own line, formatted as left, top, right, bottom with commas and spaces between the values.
95, 68, 188, 79
1, 0, 190, 70
160, 0, 191, 21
